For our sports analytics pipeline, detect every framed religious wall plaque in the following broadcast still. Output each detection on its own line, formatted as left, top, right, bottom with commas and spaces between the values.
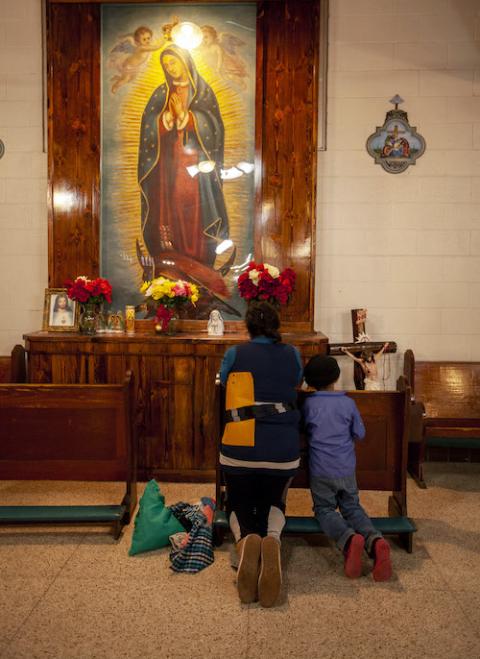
366, 95, 426, 174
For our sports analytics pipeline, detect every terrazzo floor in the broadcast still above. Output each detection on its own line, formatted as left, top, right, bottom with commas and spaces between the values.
1, 463, 479, 659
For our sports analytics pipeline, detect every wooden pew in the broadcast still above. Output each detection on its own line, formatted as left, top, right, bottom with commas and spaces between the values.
0, 372, 137, 538
0, 345, 26, 384
404, 349, 480, 487
214, 377, 416, 552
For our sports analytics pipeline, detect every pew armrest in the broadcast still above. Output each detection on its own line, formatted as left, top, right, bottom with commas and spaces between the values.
409, 400, 426, 444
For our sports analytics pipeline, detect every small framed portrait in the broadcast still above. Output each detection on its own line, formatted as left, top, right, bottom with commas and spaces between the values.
42, 288, 79, 332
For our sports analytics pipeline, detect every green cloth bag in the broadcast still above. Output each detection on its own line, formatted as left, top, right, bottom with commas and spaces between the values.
129, 480, 185, 556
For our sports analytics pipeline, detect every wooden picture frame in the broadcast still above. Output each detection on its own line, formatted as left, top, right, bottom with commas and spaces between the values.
42, 288, 79, 332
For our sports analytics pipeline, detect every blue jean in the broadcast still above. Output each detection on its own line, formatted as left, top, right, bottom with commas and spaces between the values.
310, 473, 382, 553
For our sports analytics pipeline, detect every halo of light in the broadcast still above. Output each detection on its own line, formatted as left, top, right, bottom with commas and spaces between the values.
198, 160, 216, 173
171, 22, 203, 50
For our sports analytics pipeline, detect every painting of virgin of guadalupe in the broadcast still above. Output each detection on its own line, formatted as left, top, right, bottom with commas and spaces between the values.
139, 45, 230, 272
101, 5, 256, 318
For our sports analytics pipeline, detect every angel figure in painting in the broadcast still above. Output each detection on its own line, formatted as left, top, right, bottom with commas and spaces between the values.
207, 309, 224, 336
199, 25, 249, 90
109, 26, 163, 94
341, 343, 389, 391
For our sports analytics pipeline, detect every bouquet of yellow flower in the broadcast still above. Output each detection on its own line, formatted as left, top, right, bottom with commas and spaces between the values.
140, 277, 199, 332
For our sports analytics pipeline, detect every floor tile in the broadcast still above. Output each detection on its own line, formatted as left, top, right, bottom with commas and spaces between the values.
451, 590, 480, 635
421, 541, 480, 592
1, 468, 480, 659
0, 578, 50, 644
0, 532, 82, 579
245, 589, 480, 659
5, 577, 248, 659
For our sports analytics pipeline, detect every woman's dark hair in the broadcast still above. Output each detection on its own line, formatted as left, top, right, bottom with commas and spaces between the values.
245, 301, 281, 343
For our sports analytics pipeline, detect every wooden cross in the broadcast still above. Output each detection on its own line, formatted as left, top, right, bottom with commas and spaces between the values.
329, 309, 397, 390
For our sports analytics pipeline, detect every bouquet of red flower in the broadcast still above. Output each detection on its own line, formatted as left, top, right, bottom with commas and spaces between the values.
237, 262, 296, 306
65, 276, 113, 305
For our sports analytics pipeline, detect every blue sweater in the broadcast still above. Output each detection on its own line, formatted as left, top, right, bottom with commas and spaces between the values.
303, 392, 365, 479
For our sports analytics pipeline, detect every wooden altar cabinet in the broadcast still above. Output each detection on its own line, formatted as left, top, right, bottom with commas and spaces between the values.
25, 331, 327, 481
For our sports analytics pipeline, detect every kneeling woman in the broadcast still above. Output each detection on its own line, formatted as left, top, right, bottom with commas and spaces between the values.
219, 301, 302, 607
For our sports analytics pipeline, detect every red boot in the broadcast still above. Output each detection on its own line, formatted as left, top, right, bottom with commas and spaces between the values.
344, 534, 364, 579
372, 538, 392, 582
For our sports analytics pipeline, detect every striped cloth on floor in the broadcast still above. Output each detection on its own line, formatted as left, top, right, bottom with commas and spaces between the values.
169, 497, 216, 573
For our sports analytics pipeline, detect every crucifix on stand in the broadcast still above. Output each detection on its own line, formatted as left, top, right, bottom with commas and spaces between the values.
329, 309, 397, 390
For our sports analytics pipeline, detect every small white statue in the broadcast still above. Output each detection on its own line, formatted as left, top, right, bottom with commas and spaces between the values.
208, 309, 224, 336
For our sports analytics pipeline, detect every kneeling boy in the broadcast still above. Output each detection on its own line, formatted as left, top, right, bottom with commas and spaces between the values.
303, 355, 392, 581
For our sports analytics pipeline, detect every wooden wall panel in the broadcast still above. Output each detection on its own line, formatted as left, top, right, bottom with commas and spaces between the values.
259, 0, 319, 324
47, 2, 101, 287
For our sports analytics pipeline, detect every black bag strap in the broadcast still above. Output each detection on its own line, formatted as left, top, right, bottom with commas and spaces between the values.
224, 402, 297, 423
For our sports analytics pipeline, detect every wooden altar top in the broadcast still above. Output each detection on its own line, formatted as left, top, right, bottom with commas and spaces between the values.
24, 330, 328, 347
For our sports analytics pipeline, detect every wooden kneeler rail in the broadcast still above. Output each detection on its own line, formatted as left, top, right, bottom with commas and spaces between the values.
0, 372, 137, 538
214, 376, 416, 552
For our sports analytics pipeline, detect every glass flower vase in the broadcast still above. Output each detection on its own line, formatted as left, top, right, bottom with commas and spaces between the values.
165, 312, 178, 336
154, 306, 178, 336
79, 302, 98, 335
95, 304, 108, 333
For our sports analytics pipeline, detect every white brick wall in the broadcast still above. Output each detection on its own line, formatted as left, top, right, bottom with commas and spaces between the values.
317, 0, 480, 388
0, 0, 47, 355
0, 0, 479, 384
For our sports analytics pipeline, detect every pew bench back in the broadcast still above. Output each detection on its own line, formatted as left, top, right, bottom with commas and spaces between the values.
292, 389, 408, 505
215, 379, 415, 551
0, 373, 137, 537
403, 350, 480, 484
1, 383, 132, 481
410, 358, 480, 424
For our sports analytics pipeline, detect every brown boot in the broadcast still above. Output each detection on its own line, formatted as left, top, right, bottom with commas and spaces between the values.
258, 536, 282, 608
236, 534, 262, 603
